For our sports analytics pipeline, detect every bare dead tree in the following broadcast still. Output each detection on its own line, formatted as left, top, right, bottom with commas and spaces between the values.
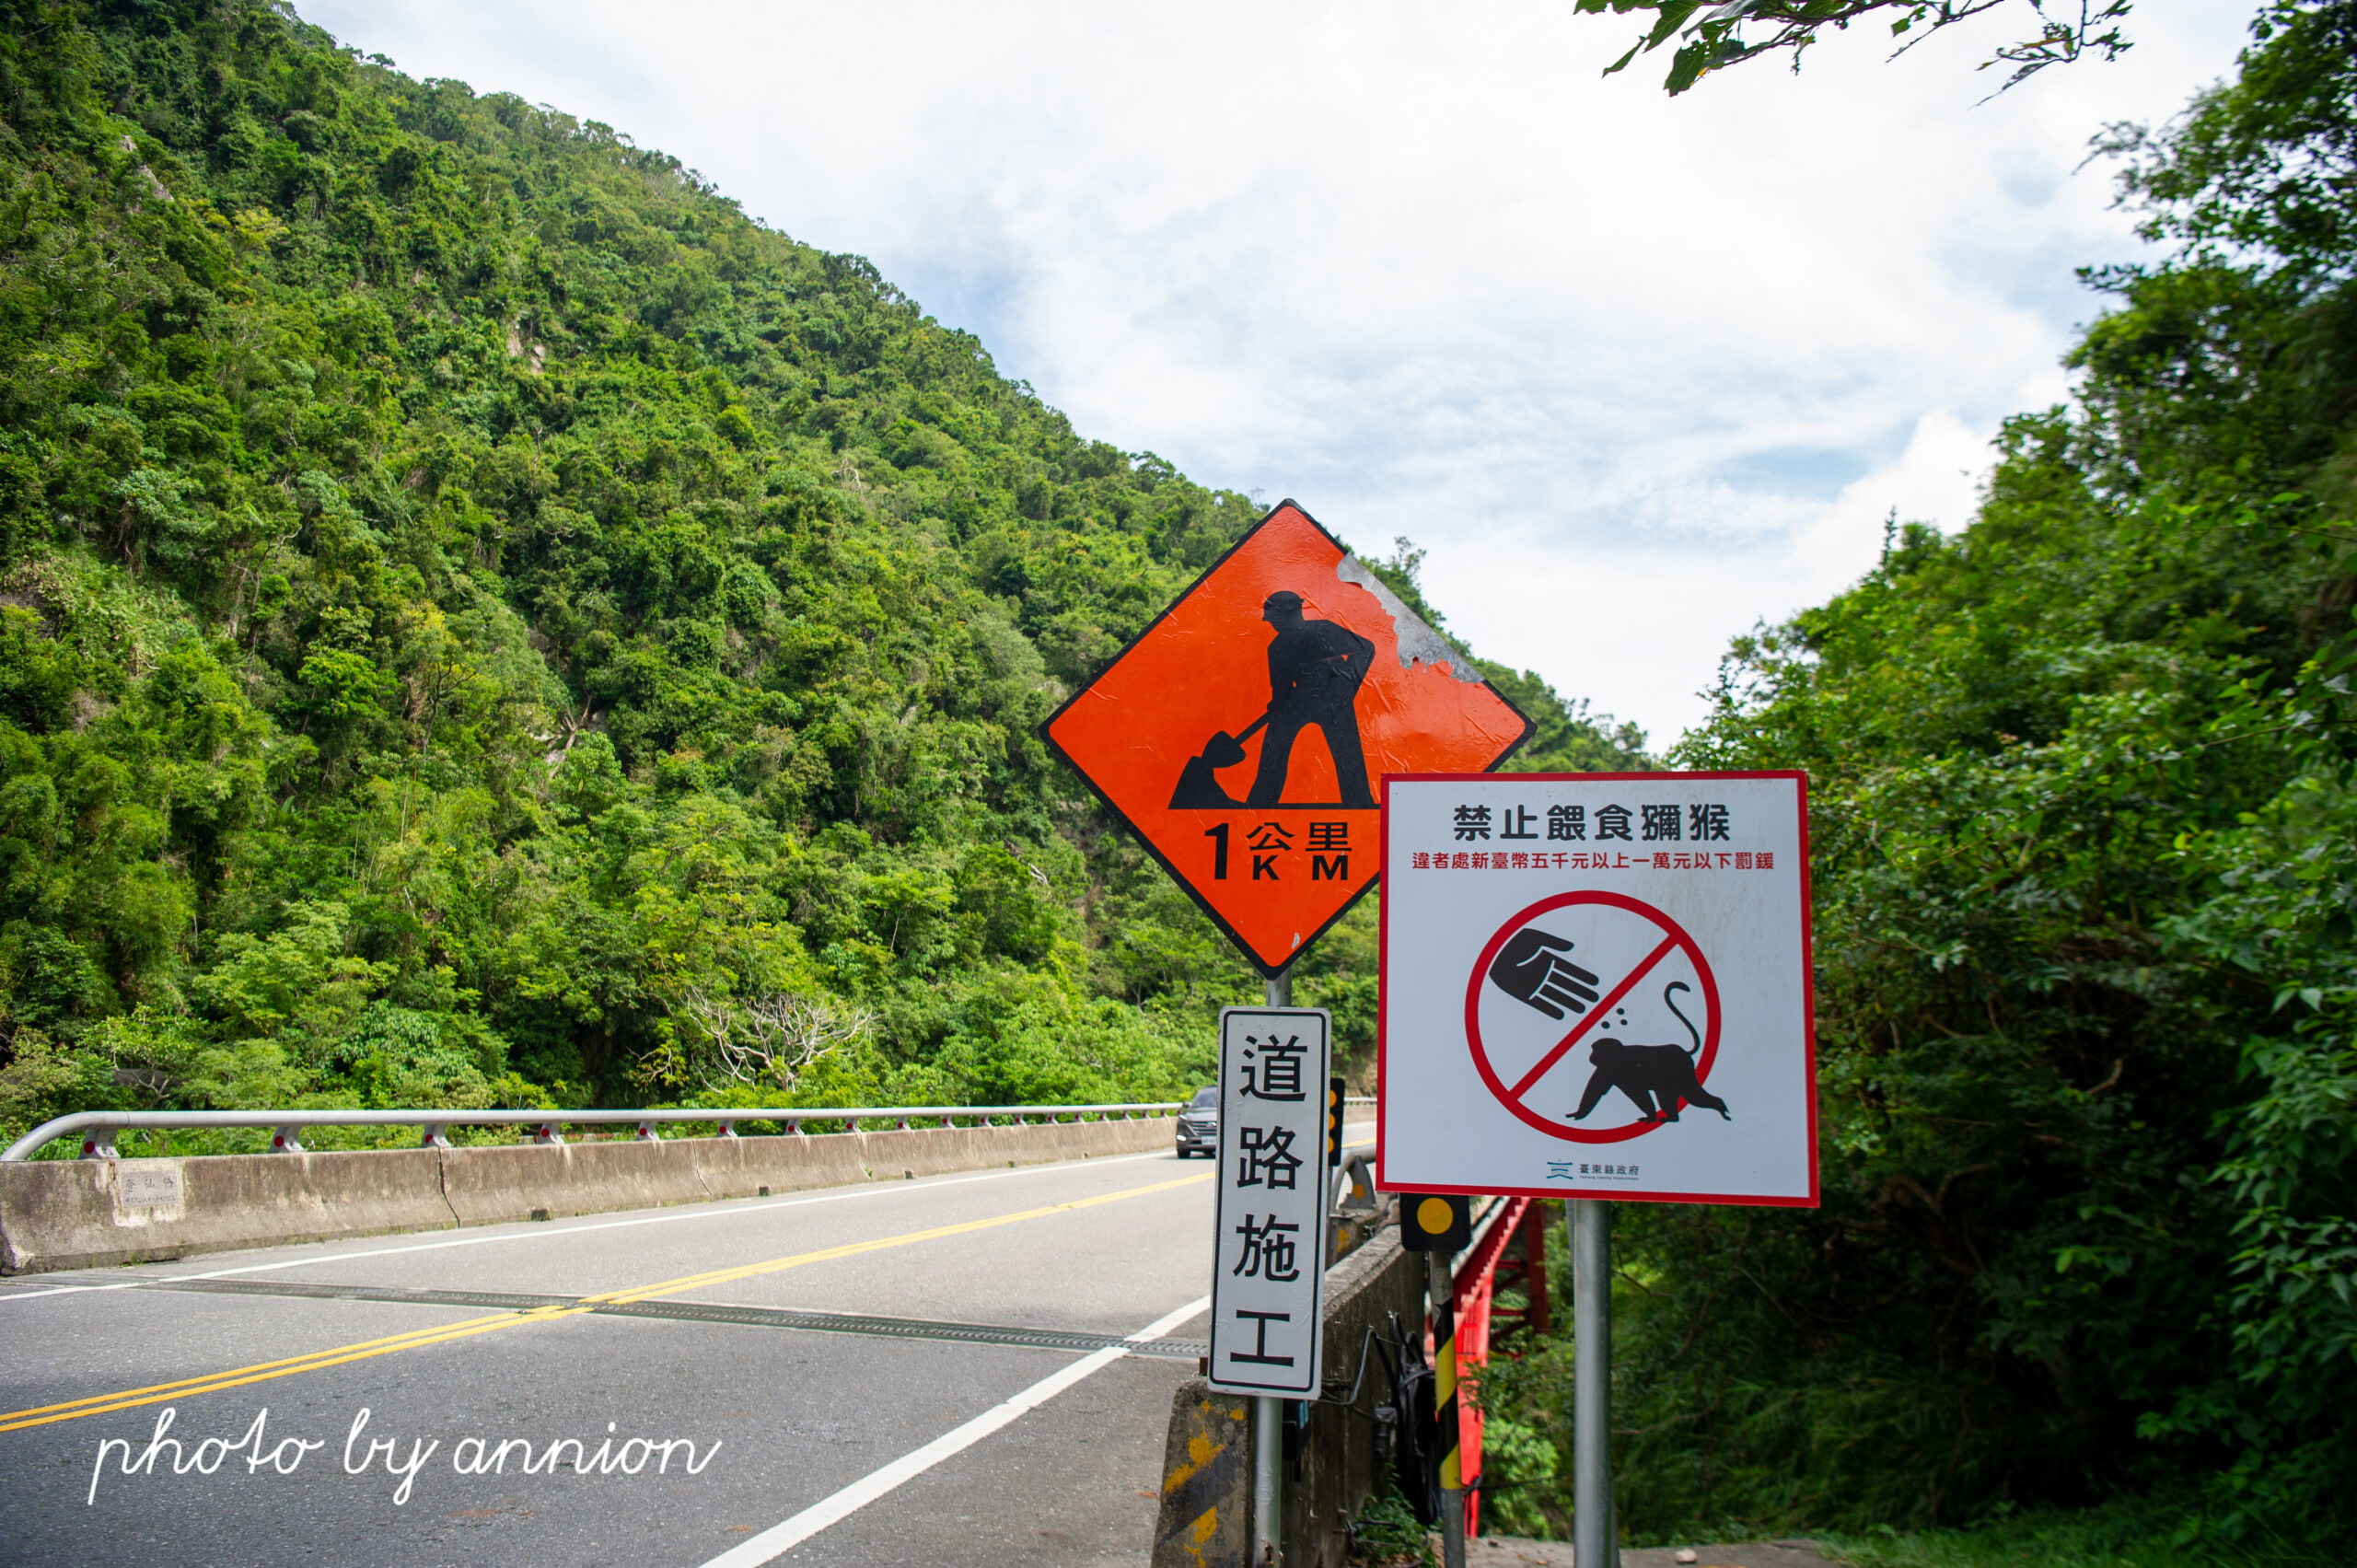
538, 692, 598, 769
671, 989, 875, 1094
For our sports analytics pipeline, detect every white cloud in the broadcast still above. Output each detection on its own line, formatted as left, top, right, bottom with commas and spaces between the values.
296, 0, 2256, 744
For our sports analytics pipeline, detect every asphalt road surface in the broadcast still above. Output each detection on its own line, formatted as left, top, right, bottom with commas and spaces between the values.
0, 1131, 1365, 1567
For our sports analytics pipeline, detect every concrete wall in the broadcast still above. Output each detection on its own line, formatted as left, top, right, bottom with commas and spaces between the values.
0, 1117, 1178, 1275
1290, 1226, 1427, 1567
1151, 1380, 1255, 1568
1149, 1224, 1425, 1568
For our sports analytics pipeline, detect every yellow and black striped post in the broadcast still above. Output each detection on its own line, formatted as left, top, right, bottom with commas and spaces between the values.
1403, 1193, 1470, 1568
1426, 1248, 1467, 1568
1423, 1245, 1461, 1565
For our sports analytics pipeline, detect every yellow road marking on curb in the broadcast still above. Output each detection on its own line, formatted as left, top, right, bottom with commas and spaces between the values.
0, 1169, 1213, 1434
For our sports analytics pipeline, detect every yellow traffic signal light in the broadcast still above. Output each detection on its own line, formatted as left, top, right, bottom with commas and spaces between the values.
1400, 1192, 1470, 1252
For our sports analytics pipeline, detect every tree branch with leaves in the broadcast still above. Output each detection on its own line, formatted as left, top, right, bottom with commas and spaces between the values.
1579, 0, 2134, 95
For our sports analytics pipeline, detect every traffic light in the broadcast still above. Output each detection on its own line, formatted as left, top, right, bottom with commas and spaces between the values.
1327, 1075, 1344, 1167
1400, 1192, 1470, 1252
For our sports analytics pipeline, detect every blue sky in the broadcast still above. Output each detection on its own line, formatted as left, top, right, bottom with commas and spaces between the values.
299, 0, 2257, 746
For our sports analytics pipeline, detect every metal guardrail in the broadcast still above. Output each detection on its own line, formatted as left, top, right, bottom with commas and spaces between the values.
2, 1103, 1191, 1163
5, 1095, 1381, 1163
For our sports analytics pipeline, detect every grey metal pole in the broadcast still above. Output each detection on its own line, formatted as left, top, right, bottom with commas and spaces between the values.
1571, 1198, 1615, 1568
1251, 964, 1292, 1566
1252, 1391, 1283, 1566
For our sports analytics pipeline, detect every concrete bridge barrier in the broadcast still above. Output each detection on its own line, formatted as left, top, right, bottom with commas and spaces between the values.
436, 1139, 713, 1227
0, 1148, 458, 1275
690, 1128, 873, 1200
0, 1118, 1179, 1275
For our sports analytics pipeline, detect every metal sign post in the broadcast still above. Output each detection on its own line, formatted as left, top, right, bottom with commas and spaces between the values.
1571, 1198, 1614, 1568
1254, 967, 1288, 1568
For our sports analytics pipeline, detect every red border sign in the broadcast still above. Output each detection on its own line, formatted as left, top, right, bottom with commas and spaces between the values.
1377, 769, 1818, 1209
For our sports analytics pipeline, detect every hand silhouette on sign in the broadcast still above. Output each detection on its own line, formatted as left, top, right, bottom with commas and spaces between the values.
1488, 928, 1601, 1021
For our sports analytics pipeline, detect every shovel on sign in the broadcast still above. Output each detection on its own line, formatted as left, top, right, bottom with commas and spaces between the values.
1169, 709, 1272, 808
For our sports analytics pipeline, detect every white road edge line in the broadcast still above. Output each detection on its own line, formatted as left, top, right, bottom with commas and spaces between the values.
694, 1295, 1213, 1568
0, 1130, 1376, 1307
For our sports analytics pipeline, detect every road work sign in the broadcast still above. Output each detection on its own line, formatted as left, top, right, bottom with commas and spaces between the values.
1208, 1006, 1333, 1397
1042, 501, 1532, 977
1379, 772, 1817, 1206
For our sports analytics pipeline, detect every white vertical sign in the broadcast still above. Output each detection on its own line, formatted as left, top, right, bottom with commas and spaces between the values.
1207, 1006, 1332, 1397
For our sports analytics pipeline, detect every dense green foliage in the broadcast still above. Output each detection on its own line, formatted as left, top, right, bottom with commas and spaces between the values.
1487, 1, 2357, 1545
1821, 1501, 2317, 1568
0, 0, 1639, 1154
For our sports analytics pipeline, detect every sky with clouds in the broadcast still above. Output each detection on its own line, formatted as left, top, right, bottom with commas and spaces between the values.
297, 0, 2257, 747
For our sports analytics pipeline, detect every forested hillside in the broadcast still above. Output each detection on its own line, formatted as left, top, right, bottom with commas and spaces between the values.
1483, 0, 2357, 1546
0, 0, 1639, 1147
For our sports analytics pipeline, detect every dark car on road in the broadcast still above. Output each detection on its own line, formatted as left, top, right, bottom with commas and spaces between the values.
1174, 1086, 1218, 1158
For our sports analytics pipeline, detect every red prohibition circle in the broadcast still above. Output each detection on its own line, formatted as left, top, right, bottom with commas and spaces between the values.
1463, 889, 1722, 1144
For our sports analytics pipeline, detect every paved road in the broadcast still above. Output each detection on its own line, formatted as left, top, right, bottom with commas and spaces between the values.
0, 1132, 1365, 1566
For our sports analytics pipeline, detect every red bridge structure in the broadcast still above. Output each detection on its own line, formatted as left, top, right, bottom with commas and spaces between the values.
1434, 1196, 1551, 1536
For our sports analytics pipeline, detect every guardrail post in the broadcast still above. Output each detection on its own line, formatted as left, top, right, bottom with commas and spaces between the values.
717, 1121, 738, 1139
532, 1121, 564, 1146
633, 1121, 659, 1142
81, 1129, 119, 1160
271, 1126, 306, 1154
785, 1119, 802, 1136
420, 1124, 451, 1149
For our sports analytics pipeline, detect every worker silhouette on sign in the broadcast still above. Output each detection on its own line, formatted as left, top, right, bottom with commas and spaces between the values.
1248, 591, 1376, 808
1167, 590, 1381, 810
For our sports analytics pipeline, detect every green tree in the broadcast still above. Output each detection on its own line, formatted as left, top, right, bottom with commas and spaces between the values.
1485, 1, 2357, 1541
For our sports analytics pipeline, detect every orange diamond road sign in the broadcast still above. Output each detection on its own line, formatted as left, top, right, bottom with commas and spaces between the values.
1043, 500, 1533, 976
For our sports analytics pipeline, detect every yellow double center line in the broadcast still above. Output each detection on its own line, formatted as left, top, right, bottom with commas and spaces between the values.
0, 1168, 1213, 1434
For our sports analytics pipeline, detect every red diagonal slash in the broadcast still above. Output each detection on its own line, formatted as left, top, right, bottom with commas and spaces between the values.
1507, 933, 1680, 1101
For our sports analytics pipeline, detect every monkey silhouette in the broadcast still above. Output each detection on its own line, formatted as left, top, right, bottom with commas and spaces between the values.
1571, 982, 1728, 1125
1571, 1039, 1730, 1123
